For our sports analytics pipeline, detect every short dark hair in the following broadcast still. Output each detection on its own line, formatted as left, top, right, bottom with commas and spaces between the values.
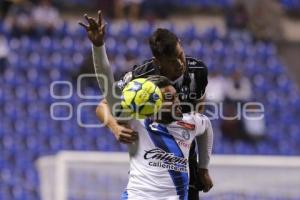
149, 28, 179, 59
146, 75, 171, 88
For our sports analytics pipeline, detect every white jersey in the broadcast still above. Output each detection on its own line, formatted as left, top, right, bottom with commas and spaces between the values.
121, 113, 213, 200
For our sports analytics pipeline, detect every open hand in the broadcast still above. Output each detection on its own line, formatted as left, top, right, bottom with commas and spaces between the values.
79, 10, 106, 47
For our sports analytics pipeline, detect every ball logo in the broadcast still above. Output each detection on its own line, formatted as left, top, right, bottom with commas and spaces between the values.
139, 91, 148, 98
152, 93, 159, 101
131, 82, 142, 91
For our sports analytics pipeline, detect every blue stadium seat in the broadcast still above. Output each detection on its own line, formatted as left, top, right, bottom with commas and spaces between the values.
1, 20, 300, 200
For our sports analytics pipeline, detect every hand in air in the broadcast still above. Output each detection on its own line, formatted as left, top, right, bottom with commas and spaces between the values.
79, 10, 106, 47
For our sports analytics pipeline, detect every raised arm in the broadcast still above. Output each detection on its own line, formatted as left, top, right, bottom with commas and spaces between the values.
79, 11, 120, 108
79, 11, 137, 143
92, 44, 123, 109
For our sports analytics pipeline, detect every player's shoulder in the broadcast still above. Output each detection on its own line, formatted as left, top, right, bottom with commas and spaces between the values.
182, 112, 208, 122
174, 113, 204, 128
176, 115, 196, 131
182, 113, 209, 135
132, 58, 159, 78
131, 56, 208, 75
185, 56, 207, 72
117, 58, 158, 90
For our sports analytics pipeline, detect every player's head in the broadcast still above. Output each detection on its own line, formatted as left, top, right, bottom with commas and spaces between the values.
146, 75, 182, 124
149, 28, 186, 81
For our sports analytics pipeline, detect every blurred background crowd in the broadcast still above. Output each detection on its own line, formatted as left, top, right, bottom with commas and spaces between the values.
0, 0, 300, 199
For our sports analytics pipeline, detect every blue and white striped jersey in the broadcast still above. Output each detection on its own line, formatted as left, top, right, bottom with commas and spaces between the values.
121, 113, 213, 200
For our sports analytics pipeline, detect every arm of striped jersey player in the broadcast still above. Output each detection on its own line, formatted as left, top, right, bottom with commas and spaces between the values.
195, 116, 213, 169
92, 44, 122, 111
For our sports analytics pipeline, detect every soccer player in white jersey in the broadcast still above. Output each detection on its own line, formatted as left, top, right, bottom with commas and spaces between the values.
116, 76, 214, 200
79, 11, 213, 199
93, 73, 214, 200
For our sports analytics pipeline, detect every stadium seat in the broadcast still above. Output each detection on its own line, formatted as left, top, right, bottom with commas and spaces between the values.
1, 19, 300, 200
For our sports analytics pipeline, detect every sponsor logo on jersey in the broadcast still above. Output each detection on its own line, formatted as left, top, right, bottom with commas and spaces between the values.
144, 148, 188, 172
178, 140, 191, 149
176, 121, 195, 130
181, 130, 190, 140
180, 86, 189, 100
188, 61, 197, 65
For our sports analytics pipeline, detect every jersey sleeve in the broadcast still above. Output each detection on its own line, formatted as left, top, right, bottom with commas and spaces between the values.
131, 59, 157, 78
193, 113, 213, 169
92, 44, 122, 109
116, 59, 156, 90
193, 113, 207, 136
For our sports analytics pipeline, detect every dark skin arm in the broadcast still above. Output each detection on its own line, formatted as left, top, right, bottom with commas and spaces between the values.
195, 94, 213, 192
80, 11, 138, 144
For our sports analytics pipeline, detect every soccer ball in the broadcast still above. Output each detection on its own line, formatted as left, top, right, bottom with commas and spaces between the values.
121, 78, 163, 117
